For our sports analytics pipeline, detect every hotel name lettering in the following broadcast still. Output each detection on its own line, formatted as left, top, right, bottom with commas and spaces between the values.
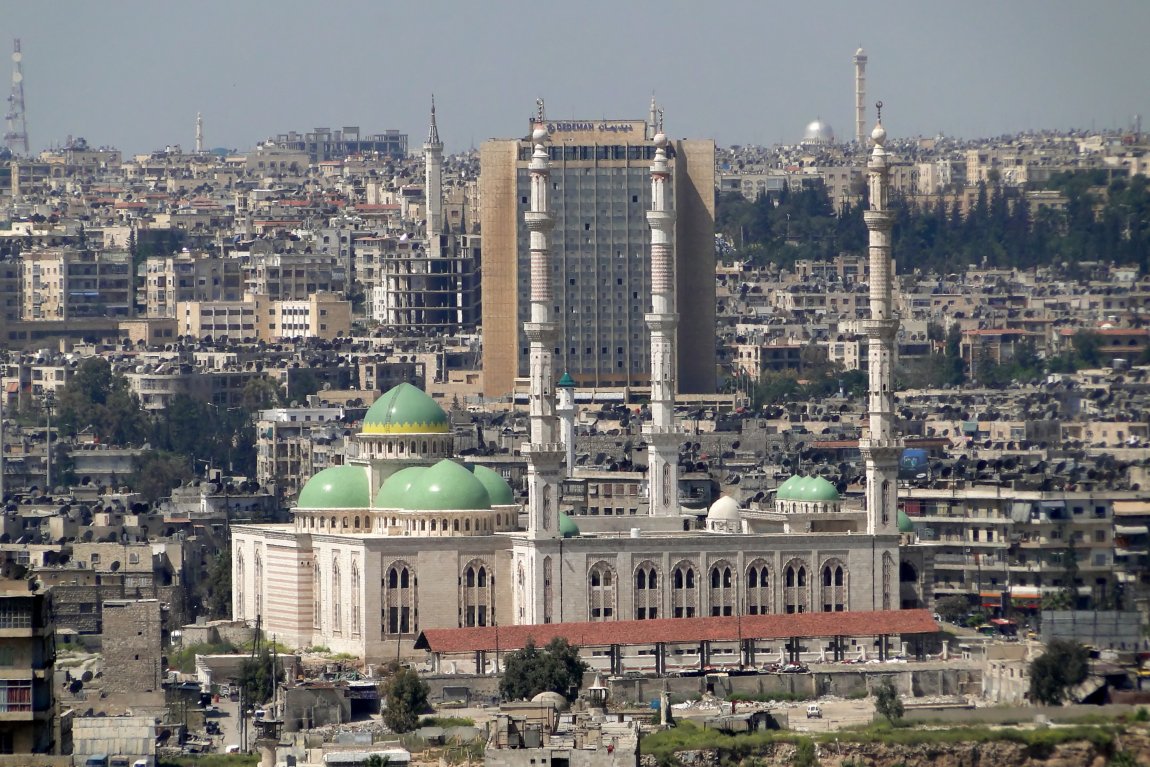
546, 121, 645, 135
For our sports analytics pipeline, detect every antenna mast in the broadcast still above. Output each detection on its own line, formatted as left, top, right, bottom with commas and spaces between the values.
4, 39, 28, 155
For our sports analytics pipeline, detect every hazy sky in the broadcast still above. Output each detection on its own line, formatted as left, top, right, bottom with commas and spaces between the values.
6, 0, 1148, 154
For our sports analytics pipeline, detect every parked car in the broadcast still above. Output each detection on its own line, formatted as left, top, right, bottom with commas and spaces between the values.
806, 704, 822, 719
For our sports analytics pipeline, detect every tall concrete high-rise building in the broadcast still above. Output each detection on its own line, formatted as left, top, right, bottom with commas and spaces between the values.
854, 47, 868, 144
480, 106, 716, 397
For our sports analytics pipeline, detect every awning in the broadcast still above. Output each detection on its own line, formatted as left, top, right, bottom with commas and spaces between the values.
1115, 524, 1148, 535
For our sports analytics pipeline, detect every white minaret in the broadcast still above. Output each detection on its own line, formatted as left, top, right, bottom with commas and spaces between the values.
644, 119, 680, 518
556, 372, 576, 479
854, 48, 867, 144
195, 112, 203, 154
859, 103, 900, 537
424, 96, 444, 258
522, 101, 564, 539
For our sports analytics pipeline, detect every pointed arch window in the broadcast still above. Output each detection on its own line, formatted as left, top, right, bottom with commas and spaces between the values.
671, 560, 698, 618
384, 560, 416, 635
745, 560, 770, 615
461, 559, 494, 627
588, 561, 617, 621
783, 558, 810, 614
709, 561, 735, 617
820, 558, 847, 612
634, 561, 659, 620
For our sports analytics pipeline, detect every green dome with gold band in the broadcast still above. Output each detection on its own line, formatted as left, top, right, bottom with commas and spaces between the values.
362, 382, 450, 435
777, 474, 840, 502
298, 465, 372, 509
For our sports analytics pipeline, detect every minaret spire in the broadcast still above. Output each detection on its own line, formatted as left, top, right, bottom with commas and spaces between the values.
859, 101, 900, 541
423, 95, 444, 258
854, 48, 868, 144
522, 102, 564, 540
644, 124, 680, 517
195, 112, 203, 154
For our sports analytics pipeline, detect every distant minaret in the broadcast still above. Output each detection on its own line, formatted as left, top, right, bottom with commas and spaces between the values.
854, 48, 867, 144
522, 100, 563, 539
556, 372, 576, 478
646, 95, 658, 140
4, 39, 29, 156
644, 115, 680, 517
859, 102, 900, 537
195, 112, 204, 154
424, 96, 444, 258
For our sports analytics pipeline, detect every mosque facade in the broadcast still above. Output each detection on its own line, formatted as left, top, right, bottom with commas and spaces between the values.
231, 106, 920, 661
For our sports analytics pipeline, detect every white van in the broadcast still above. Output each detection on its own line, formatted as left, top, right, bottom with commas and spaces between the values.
805, 703, 822, 719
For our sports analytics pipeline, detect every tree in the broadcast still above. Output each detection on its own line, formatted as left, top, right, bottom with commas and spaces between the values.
202, 550, 232, 619
933, 595, 970, 624
55, 358, 148, 445
383, 667, 429, 733
1029, 639, 1090, 705
129, 451, 191, 504
242, 376, 284, 410
499, 638, 588, 702
874, 677, 904, 725
239, 644, 282, 706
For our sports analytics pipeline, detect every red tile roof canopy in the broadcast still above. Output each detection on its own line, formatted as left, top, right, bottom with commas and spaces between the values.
413, 610, 938, 654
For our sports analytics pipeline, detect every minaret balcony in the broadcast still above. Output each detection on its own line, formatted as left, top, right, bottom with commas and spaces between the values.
646, 210, 673, 228
523, 212, 554, 232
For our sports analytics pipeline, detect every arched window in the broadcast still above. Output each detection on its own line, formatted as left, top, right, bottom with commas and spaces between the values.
543, 556, 554, 624
236, 552, 244, 618
461, 559, 494, 627
353, 516, 360, 529
312, 562, 321, 629
454, 519, 460, 532
745, 559, 770, 615
820, 558, 847, 612
634, 561, 659, 619
351, 560, 361, 635
383, 560, 416, 635
587, 561, 617, 621
253, 552, 263, 619
331, 557, 342, 632
430, 519, 437, 532
330, 516, 336, 529
464, 519, 470, 532
783, 558, 810, 614
671, 560, 698, 618
709, 561, 735, 617
882, 552, 895, 610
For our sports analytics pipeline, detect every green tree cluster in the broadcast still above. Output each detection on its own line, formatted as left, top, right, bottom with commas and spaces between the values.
238, 644, 283, 706
1029, 639, 1090, 705
382, 667, 430, 733
717, 170, 1150, 275
499, 638, 589, 702
55, 358, 149, 445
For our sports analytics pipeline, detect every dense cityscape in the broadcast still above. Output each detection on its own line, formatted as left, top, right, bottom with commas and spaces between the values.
1, 33, 1149, 767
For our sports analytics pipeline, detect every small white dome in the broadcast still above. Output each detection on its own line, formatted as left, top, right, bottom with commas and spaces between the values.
707, 495, 741, 521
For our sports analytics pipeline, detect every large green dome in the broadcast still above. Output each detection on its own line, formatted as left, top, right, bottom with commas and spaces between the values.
470, 464, 515, 505
298, 465, 371, 509
405, 459, 492, 511
897, 509, 915, 534
375, 466, 426, 508
362, 382, 449, 435
558, 512, 580, 538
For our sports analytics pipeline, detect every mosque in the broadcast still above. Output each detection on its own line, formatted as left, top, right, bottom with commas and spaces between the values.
231, 105, 923, 661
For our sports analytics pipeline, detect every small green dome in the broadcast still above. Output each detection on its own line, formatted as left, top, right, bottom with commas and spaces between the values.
557, 372, 576, 388
470, 464, 515, 505
801, 476, 840, 502
776, 475, 802, 500
897, 510, 915, 534
362, 382, 449, 435
375, 466, 426, 508
558, 512, 580, 538
298, 465, 371, 509
405, 459, 491, 511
